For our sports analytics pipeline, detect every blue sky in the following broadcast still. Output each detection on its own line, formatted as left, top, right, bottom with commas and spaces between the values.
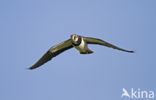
0, 0, 156, 100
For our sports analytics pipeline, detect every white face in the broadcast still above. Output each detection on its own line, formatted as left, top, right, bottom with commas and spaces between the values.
71, 35, 79, 42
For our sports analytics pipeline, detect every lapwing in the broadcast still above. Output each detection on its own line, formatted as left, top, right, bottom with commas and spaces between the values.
29, 34, 134, 69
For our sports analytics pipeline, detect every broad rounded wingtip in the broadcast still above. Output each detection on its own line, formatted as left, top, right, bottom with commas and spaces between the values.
28, 67, 35, 70
28, 68, 33, 70
129, 50, 135, 53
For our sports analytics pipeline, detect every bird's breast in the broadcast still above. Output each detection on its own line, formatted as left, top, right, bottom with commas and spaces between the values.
75, 39, 87, 52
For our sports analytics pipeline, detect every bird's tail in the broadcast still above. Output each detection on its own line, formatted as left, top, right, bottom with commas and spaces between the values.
80, 48, 94, 54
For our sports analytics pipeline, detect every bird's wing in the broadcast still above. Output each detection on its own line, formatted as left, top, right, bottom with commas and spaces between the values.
83, 37, 134, 53
29, 39, 73, 69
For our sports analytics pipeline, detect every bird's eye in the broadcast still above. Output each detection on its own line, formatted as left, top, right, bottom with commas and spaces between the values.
74, 36, 77, 40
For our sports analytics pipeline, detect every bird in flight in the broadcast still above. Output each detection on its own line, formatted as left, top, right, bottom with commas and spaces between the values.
29, 34, 134, 69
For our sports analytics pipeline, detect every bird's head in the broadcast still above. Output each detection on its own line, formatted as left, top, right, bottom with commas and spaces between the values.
71, 34, 82, 46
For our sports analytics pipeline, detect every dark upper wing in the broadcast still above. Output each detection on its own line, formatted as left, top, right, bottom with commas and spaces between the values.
83, 37, 134, 53
29, 39, 73, 69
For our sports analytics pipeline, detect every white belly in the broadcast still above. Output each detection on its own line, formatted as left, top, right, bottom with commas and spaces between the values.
75, 39, 88, 52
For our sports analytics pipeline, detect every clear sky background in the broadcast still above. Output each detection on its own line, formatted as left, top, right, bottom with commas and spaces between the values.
0, 0, 156, 100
